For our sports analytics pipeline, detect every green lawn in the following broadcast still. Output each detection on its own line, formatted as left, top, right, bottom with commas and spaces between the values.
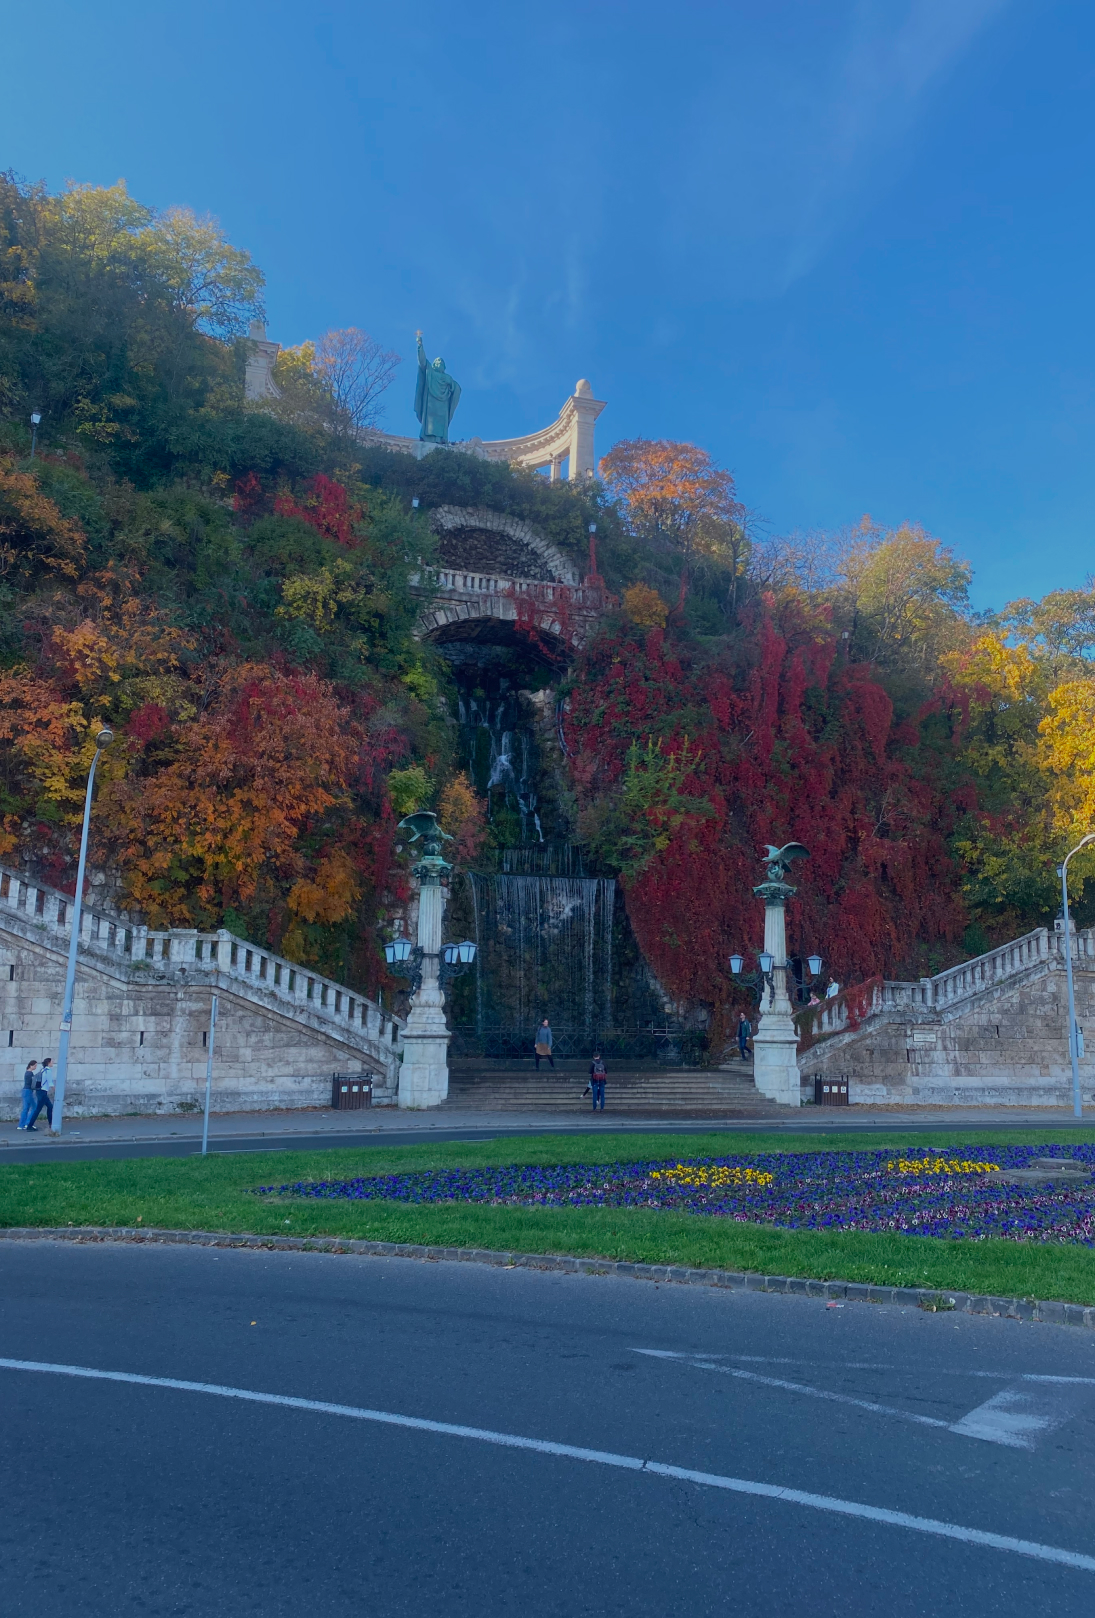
3, 1128, 1095, 1304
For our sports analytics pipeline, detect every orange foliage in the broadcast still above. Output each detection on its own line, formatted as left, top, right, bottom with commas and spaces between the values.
0, 667, 110, 813
600, 439, 744, 560
0, 460, 87, 582
287, 848, 361, 925
438, 771, 489, 864
48, 570, 194, 699
112, 664, 356, 925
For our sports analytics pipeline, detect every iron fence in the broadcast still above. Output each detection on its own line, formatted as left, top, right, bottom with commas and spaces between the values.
449, 1023, 708, 1065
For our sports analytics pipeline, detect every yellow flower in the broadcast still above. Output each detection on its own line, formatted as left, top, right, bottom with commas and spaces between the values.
887, 1158, 998, 1175
650, 1164, 774, 1188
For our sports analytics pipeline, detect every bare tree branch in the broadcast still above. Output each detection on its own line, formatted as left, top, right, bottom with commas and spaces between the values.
313, 328, 401, 430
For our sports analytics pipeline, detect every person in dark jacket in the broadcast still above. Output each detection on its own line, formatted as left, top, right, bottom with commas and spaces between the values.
589, 1052, 606, 1111
29, 1056, 54, 1129
534, 1019, 555, 1071
737, 1012, 752, 1061
18, 1060, 38, 1130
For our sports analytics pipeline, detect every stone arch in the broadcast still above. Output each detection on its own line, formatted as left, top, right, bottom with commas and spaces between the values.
416, 594, 577, 657
428, 505, 580, 585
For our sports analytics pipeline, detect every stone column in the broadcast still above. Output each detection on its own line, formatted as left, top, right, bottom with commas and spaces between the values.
567, 380, 606, 479
751, 884, 803, 1107
244, 321, 281, 402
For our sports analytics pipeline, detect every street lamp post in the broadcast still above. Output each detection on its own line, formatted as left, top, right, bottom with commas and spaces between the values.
1058, 833, 1095, 1120
743, 841, 810, 1107
392, 811, 456, 1108
51, 727, 114, 1134
29, 412, 41, 458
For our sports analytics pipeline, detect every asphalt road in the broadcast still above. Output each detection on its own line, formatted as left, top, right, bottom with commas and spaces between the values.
2, 1243, 1094, 1615
0, 1115, 1083, 1164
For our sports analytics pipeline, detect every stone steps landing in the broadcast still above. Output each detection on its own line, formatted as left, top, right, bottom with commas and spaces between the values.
446, 1063, 783, 1115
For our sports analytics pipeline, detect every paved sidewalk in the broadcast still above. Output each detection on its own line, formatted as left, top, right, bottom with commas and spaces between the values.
1, 1101, 1090, 1152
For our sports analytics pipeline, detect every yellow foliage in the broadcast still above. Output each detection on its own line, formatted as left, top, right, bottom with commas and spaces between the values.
276, 561, 364, 632
438, 771, 488, 862
438, 773, 478, 835
622, 583, 668, 628
388, 766, 431, 816
1038, 676, 1095, 836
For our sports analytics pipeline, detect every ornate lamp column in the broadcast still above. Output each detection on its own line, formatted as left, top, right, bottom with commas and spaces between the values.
751, 842, 809, 1108
396, 812, 454, 1109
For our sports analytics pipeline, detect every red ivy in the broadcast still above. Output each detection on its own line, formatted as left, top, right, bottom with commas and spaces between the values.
275, 474, 363, 549
565, 602, 970, 1011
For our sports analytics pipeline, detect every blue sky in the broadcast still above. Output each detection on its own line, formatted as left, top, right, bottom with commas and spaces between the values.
2, 0, 1092, 608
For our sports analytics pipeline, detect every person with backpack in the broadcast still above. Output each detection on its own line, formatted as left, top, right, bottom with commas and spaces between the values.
29, 1057, 54, 1130
589, 1052, 606, 1111
18, 1060, 39, 1130
737, 1012, 753, 1062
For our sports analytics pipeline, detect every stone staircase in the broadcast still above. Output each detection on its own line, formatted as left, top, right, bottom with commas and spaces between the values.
800, 923, 1095, 1107
445, 1058, 785, 1117
0, 864, 403, 1115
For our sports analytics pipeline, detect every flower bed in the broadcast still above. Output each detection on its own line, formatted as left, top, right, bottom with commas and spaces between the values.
258, 1144, 1095, 1245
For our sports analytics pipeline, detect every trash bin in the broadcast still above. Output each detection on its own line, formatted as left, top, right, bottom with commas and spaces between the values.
332, 1073, 372, 1110
814, 1075, 849, 1106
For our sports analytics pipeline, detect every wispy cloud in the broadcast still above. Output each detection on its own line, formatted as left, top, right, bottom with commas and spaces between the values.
668, 0, 1013, 296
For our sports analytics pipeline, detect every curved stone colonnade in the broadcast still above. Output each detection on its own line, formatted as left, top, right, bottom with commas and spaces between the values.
243, 326, 606, 481
354, 379, 606, 480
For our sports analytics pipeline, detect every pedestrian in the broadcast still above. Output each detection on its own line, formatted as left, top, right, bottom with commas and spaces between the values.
534, 1018, 555, 1071
29, 1057, 54, 1130
18, 1060, 38, 1130
737, 1011, 752, 1061
825, 979, 841, 999
589, 1052, 606, 1111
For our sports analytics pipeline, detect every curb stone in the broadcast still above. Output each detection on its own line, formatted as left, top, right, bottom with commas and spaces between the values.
1, 1226, 1094, 1328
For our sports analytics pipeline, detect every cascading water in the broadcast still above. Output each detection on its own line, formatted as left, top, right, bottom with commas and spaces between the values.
461, 690, 543, 843
434, 633, 667, 1058
467, 870, 615, 1041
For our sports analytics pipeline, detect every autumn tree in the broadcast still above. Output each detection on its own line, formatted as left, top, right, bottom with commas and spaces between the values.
264, 328, 400, 436
111, 664, 357, 928
314, 328, 401, 430
600, 438, 749, 579
945, 582, 1095, 927
0, 458, 86, 582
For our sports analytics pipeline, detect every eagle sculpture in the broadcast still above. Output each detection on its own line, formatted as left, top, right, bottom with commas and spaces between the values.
761, 842, 809, 881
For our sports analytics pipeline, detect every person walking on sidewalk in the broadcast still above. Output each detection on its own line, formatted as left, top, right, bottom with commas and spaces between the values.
534, 1018, 555, 1071
18, 1060, 39, 1130
589, 1052, 606, 1111
29, 1057, 54, 1130
737, 1012, 752, 1062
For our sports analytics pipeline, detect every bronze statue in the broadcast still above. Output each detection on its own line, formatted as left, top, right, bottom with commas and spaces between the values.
414, 332, 461, 443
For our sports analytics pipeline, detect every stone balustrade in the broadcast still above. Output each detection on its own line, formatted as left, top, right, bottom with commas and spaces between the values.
800, 926, 1095, 1049
0, 864, 403, 1058
799, 922, 1095, 1106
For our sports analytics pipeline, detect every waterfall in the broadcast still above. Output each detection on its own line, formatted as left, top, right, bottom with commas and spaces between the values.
458, 689, 543, 843
466, 871, 615, 1039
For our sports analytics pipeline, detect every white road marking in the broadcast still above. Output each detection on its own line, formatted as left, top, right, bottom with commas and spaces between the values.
0, 1356, 1093, 1574
633, 1350, 1095, 1448
634, 1348, 953, 1430
951, 1384, 1095, 1450
708, 1356, 1095, 1385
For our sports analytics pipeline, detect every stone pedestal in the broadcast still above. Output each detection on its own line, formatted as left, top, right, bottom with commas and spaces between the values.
752, 898, 802, 1107
398, 880, 451, 1109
